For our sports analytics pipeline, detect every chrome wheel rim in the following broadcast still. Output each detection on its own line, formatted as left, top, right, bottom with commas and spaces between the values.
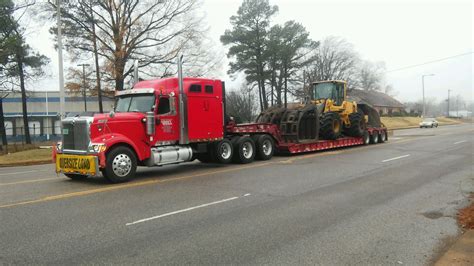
112, 153, 132, 177
220, 142, 232, 160
262, 139, 272, 156
242, 142, 253, 159
364, 134, 370, 144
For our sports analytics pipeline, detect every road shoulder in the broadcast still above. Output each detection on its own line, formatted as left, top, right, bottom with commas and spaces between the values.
435, 230, 474, 266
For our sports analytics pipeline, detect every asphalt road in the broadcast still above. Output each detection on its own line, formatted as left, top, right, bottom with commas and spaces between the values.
1, 124, 473, 265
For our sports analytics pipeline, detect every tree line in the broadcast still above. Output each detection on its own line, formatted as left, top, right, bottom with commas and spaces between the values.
221, 0, 393, 113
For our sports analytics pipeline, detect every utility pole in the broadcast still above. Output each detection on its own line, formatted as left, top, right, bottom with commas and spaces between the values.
78, 64, 90, 112
421, 74, 435, 117
57, 0, 65, 119
447, 89, 451, 117
90, 0, 103, 113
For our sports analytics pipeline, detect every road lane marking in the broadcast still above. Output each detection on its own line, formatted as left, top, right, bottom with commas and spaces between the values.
454, 140, 467, 145
126, 194, 251, 226
0, 170, 48, 176
0, 162, 270, 209
382, 154, 411, 163
0, 177, 60, 186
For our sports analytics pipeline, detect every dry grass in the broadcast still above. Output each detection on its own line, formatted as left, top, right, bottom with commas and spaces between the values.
381, 116, 462, 129
0, 148, 53, 166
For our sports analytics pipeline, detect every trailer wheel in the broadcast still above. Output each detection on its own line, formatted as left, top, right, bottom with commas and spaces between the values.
211, 139, 233, 164
253, 134, 274, 160
64, 173, 88, 180
369, 132, 379, 144
378, 131, 387, 143
320, 112, 342, 140
232, 136, 256, 164
362, 131, 370, 145
101, 146, 137, 183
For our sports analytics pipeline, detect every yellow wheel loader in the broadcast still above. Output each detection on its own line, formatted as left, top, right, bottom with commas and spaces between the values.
311, 80, 366, 140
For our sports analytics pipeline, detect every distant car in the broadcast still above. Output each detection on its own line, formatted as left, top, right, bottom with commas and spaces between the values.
419, 118, 439, 128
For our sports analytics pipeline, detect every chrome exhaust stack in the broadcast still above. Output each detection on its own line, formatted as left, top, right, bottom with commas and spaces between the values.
177, 55, 189, 145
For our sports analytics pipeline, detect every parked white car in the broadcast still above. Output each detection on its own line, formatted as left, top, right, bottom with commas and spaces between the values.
419, 118, 439, 128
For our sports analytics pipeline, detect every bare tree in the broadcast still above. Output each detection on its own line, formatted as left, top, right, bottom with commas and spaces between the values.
306, 36, 360, 87
46, 0, 217, 92
226, 84, 258, 123
356, 60, 390, 91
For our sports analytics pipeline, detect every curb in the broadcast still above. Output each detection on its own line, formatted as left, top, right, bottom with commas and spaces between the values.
435, 230, 474, 266
0, 160, 53, 168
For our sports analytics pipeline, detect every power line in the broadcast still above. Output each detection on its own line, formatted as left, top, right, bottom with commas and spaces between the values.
385, 52, 473, 73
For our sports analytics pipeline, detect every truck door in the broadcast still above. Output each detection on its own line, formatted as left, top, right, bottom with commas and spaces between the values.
154, 95, 179, 145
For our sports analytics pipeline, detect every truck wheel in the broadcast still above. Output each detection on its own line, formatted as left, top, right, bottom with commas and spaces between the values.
64, 173, 88, 180
345, 112, 366, 137
102, 146, 137, 183
211, 139, 233, 164
253, 134, 274, 160
320, 112, 342, 140
378, 131, 387, 143
362, 131, 370, 145
232, 136, 256, 164
369, 132, 379, 144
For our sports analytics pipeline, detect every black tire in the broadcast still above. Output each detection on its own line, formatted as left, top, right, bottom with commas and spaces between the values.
378, 131, 386, 143
362, 131, 370, 145
211, 139, 233, 164
252, 134, 274, 160
232, 136, 256, 164
64, 173, 88, 180
369, 132, 379, 144
319, 112, 342, 140
101, 146, 137, 183
345, 112, 366, 137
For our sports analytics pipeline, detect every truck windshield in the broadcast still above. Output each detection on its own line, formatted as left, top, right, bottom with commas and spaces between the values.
313, 83, 337, 99
115, 94, 155, 113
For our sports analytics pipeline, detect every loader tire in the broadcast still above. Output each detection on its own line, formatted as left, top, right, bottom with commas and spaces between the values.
345, 112, 366, 137
319, 112, 342, 140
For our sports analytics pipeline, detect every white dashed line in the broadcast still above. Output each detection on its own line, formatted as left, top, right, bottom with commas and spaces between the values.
453, 140, 467, 145
126, 194, 251, 226
382, 154, 411, 163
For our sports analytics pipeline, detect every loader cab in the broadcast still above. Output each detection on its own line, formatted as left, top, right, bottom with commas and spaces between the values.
312, 81, 346, 106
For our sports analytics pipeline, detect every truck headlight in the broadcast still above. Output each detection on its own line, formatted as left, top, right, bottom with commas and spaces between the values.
89, 143, 106, 153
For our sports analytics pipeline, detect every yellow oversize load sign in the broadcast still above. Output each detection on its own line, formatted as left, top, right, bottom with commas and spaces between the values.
56, 154, 97, 175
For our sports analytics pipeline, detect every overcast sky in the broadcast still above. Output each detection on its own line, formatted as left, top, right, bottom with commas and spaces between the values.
28, 0, 472, 104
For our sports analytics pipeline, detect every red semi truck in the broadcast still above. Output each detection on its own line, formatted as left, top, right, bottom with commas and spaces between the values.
53, 67, 387, 183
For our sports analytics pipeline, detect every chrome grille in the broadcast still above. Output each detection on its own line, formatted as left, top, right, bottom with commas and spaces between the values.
62, 120, 90, 151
